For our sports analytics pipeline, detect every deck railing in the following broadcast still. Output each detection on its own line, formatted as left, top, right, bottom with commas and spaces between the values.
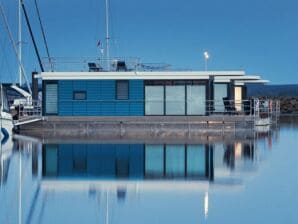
55, 98, 280, 121
42, 57, 171, 72
13, 100, 42, 125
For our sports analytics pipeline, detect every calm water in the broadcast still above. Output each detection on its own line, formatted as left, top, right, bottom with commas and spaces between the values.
0, 121, 298, 224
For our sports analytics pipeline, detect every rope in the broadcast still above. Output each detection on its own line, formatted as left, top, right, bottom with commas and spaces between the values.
34, 0, 53, 71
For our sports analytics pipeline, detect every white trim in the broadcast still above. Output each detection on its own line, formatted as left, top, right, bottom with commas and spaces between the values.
214, 75, 261, 81
214, 76, 268, 84
237, 80, 269, 84
35, 71, 246, 80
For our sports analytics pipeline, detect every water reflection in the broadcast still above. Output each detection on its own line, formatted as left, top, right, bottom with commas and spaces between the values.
0, 135, 14, 185
42, 144, 213, 181
0, 129, 280, 224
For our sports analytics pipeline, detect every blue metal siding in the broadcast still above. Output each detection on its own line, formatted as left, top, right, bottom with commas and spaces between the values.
130, 80, 144, 100
86, 80, 100, 100
59, 81, 73, 116
73, 102, 87, 115
57, 80, 144, 116
100, 80, 115, 100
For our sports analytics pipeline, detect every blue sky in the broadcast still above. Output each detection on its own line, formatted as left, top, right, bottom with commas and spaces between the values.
0, 0, 298, 84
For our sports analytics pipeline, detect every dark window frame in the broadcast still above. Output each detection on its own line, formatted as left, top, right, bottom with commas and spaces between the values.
116, 80, 129, 100
73, 91, 87, 100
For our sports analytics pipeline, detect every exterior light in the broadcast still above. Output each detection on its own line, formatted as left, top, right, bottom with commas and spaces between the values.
204, 51, 210, 71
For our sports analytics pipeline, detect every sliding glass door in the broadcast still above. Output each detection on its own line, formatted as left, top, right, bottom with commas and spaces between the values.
145, 81, 208, 116
145, 86, 164, 115
187, 85, 206, 115
165, 86, 185, 115
214, 84, 228, 112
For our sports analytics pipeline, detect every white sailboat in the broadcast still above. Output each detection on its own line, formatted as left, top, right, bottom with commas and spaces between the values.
0, 1, 37, 140
0, 84, 13, 143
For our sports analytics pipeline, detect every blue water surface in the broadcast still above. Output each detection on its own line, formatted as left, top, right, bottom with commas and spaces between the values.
0, 120, 297, 224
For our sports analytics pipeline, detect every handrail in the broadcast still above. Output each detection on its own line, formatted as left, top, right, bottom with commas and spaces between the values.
13, 100, 42, 122
55, 98, 280, 120
42, 57, 171, 72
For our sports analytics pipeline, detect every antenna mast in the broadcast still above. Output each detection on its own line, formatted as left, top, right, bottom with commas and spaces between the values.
18, 0, 22, 86
105, 0, 110, 70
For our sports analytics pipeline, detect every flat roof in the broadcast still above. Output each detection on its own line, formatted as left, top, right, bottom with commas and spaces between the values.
36, 70, 267, 83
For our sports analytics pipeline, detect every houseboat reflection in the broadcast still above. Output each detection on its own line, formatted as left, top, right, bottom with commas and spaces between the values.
42, 144, 214, 181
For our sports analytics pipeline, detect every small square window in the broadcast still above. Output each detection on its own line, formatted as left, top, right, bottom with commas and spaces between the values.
116, 80, 129, 100
73, 91, 86, 100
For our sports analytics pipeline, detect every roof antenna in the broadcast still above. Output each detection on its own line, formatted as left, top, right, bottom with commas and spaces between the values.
105, 0, 110, 71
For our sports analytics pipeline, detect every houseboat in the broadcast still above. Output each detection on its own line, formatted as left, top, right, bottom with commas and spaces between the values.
24, 58, 275, 137
36, 60, 268, 117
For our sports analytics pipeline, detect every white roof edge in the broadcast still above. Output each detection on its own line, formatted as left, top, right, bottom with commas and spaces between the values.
35, 70, 246, 80
39, 70, 245, 75
36, 75, 210, 80
215, 76, 261, 80
242, 80, 269, 83
234, 80, 269, 86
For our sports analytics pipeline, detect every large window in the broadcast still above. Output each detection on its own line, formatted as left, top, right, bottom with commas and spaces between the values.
187, 85, 206, 115
145, 81, 207, 116
45, 83, 58, 114
165, 86, 185, 115
145, 145, 164, 177
214, 84, 228, 112
116, 80, 129, 100
145, 86, 164, 115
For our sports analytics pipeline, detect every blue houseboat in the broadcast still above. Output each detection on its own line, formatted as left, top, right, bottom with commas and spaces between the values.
25, 60, 275, 138
36, 63, 267, 117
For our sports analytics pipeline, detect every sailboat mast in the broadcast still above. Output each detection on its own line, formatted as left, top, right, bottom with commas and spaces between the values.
0, 3, 32, 95
105, 0, 110, 70
18, 0, 22, 86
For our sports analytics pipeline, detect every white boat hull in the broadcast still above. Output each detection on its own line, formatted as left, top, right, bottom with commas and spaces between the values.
1, 111, 13, 142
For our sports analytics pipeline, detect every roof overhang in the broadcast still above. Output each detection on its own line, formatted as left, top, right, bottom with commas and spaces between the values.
214, 75, 269, 84
35, 70, 268, 84
234, 80, 269, 86
35, 71, 246, 80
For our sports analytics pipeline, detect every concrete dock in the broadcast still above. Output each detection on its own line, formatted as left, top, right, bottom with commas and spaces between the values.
18, 115, 256, 140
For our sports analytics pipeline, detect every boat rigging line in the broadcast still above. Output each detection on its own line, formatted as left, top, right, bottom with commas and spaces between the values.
20, 0, 44, 72
34, 0, 53, 71
0, 2, 32, 95
18, 0, 22, 86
